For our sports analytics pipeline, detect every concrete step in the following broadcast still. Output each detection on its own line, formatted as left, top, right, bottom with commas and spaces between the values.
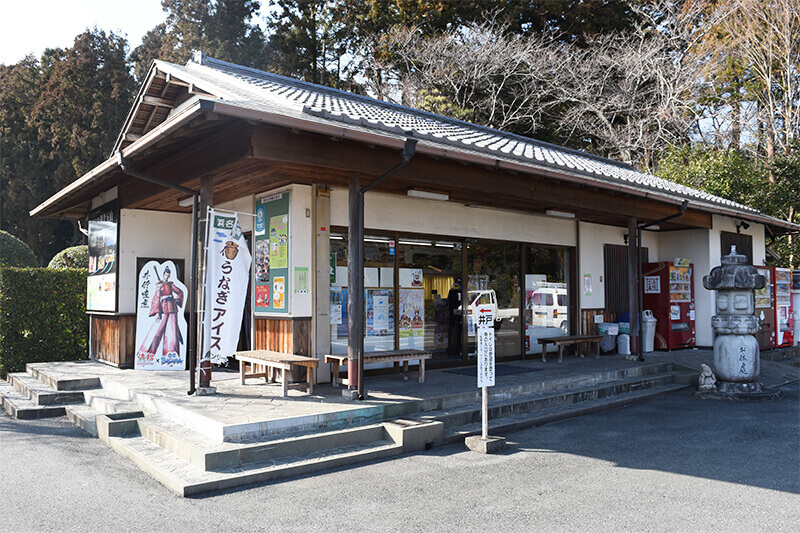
421, 372, 681, 430
65, 403, 145, 437
26, 363, 101, 391
442, 382, 688, 445
0, 381, 66, 419
97, 413, 443, 496
7, 373, 85, 405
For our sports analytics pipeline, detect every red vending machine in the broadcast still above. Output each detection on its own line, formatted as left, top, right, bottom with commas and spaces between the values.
642, 261, 696, 350
774, 267, 794, 347
754, 266, 775, 349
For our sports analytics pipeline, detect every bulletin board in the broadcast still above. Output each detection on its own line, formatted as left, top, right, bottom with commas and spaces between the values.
254, 192, 291, 314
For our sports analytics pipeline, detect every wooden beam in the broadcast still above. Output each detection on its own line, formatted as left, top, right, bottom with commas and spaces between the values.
142, 95, 175, 108
251, 124, 712, 229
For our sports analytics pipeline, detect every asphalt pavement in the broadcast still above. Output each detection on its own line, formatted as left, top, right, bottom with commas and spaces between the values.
1, 382, 798, 533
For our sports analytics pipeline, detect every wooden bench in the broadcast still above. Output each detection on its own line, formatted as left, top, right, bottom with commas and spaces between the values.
324, 349, 433, 387
537, 335, 603, 363
235, 350, 319, 397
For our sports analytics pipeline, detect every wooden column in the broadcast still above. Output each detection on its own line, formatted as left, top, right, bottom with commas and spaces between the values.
199, 174, 214, 387
627, 217, 640, 353
347, 175, 364, 390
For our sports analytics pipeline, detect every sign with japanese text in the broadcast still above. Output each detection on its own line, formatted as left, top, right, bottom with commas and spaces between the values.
204, 210, 252, 364
254, 192, 290, 314
135, 260, 188, 370
476, 304, 495, 387
87, 200, 119, 312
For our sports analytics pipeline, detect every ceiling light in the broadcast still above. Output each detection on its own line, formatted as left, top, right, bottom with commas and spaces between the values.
407, 189, 449, 201
545, 209, 576, 219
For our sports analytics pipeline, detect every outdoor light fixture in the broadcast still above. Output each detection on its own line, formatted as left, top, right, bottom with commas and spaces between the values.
736, 220, 750, 233
178, 197, 193, 207
407, 189, 449, 201
545, 209, 576, 219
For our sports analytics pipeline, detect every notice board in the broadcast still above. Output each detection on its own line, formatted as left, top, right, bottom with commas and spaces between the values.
254, 192, 291, 314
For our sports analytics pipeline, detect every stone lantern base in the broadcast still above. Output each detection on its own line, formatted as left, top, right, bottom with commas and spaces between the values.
691, 383, 782, 401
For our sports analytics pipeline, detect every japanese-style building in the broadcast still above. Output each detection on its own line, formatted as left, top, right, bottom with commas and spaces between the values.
33, 52, 800, 386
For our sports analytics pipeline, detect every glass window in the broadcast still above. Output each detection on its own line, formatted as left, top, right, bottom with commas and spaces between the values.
467, 242, 522, 358
398, 239, 463, 361
329, 233, 395, 355
524, 247, 571, 354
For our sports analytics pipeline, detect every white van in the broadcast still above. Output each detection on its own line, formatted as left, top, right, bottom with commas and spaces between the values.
528, 287, 568, 333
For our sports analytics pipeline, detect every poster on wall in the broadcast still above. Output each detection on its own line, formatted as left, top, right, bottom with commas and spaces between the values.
204, 210, 252, 365
87, 200, 119, 312
254, 192, 291, 314
399, 289, 425, 346
135, 260, 188, 370
366, 288, 394, 336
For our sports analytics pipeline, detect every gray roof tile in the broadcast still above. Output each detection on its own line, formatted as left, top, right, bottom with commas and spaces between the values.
157, 56, 763, 215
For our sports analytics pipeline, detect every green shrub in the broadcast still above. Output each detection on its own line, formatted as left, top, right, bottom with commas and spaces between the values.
48, 245, 89, 269
0, 230, 38, 268
0, 267, 88, 378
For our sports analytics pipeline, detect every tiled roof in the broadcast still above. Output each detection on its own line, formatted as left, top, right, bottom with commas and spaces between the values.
155, 55, 759, 215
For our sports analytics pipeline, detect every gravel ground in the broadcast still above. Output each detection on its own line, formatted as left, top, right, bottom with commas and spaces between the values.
1, 382, 798, 533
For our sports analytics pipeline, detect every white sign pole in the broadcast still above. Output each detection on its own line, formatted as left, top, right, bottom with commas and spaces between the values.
475, 305, 495, 439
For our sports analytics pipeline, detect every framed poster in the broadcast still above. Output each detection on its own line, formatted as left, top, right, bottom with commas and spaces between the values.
87, 200, 119, 312
254, 192, 291, 314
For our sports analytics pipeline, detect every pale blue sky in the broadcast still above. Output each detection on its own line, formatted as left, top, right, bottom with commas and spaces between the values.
0, 0, 168, 65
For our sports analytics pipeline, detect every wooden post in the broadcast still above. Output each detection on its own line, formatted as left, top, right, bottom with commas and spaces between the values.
627, 217, 639, 353
199, 174, 214, 388
347, 175, 364, 391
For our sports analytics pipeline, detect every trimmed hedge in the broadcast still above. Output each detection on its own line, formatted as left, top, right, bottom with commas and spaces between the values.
0, 230, 38, 268
48, 245, 89, 269
0, 267, 88, 378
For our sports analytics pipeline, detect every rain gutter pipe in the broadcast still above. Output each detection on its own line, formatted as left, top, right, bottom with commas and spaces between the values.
352, 138, 416, 400
636, 200, 688, 361
116, 152, 201, 395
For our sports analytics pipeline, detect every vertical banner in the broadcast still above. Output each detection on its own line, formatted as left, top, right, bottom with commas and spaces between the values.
204, 210, 252, 364
254, 192, 291, 314
87, 200, 119, 312
135, 260, 188, 370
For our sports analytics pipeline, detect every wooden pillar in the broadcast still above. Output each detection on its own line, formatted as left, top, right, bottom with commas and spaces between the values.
199, 174, 214, 387
347, 175, 364, 390
627, 217, 639, 353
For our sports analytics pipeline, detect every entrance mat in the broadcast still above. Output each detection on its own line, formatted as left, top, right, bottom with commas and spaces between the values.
443, 364, 543, 377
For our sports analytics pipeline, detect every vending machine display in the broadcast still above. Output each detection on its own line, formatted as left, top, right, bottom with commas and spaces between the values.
754, 266, 775, 349
774, 267, 794, 347
642, 262, 696, 350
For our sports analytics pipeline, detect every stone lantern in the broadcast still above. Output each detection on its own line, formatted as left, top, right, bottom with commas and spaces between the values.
701, 246, 780, 399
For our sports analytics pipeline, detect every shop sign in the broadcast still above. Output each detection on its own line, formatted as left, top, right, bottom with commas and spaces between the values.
476, 304, 495, 388
204, 209, 252, 364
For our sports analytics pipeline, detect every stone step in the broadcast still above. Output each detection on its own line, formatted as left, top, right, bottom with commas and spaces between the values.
421, 372, 681, 429
26, 363, 101, 391
105, 431, 401, 497
0, 381, 66, 420
97, 413, 442, 496
7, 373, 85, 405
443, 382, 688, 445
65, 403, 144, 437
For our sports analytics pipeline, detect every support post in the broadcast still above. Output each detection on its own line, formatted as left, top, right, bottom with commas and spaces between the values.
347, 175, 364, 394
198, 175, 214, 388
627, 217, 639, 355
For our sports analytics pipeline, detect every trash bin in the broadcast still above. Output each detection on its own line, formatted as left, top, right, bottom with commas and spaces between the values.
617, 333, 631, 355
597, 322, 619, 353
642, 310, 657, 353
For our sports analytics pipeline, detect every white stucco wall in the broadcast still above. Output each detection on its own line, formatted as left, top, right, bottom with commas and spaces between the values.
329, 188, 578, 246
118, 209, 193, 314
577, 221, 659, 310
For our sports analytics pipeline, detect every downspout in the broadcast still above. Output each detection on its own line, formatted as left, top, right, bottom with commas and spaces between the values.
636, 200, 688, 361
117, 152, 201, 395
351, 138, 416, 400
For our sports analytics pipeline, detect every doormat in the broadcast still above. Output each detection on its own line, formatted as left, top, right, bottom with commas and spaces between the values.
443, 364, 543, 377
